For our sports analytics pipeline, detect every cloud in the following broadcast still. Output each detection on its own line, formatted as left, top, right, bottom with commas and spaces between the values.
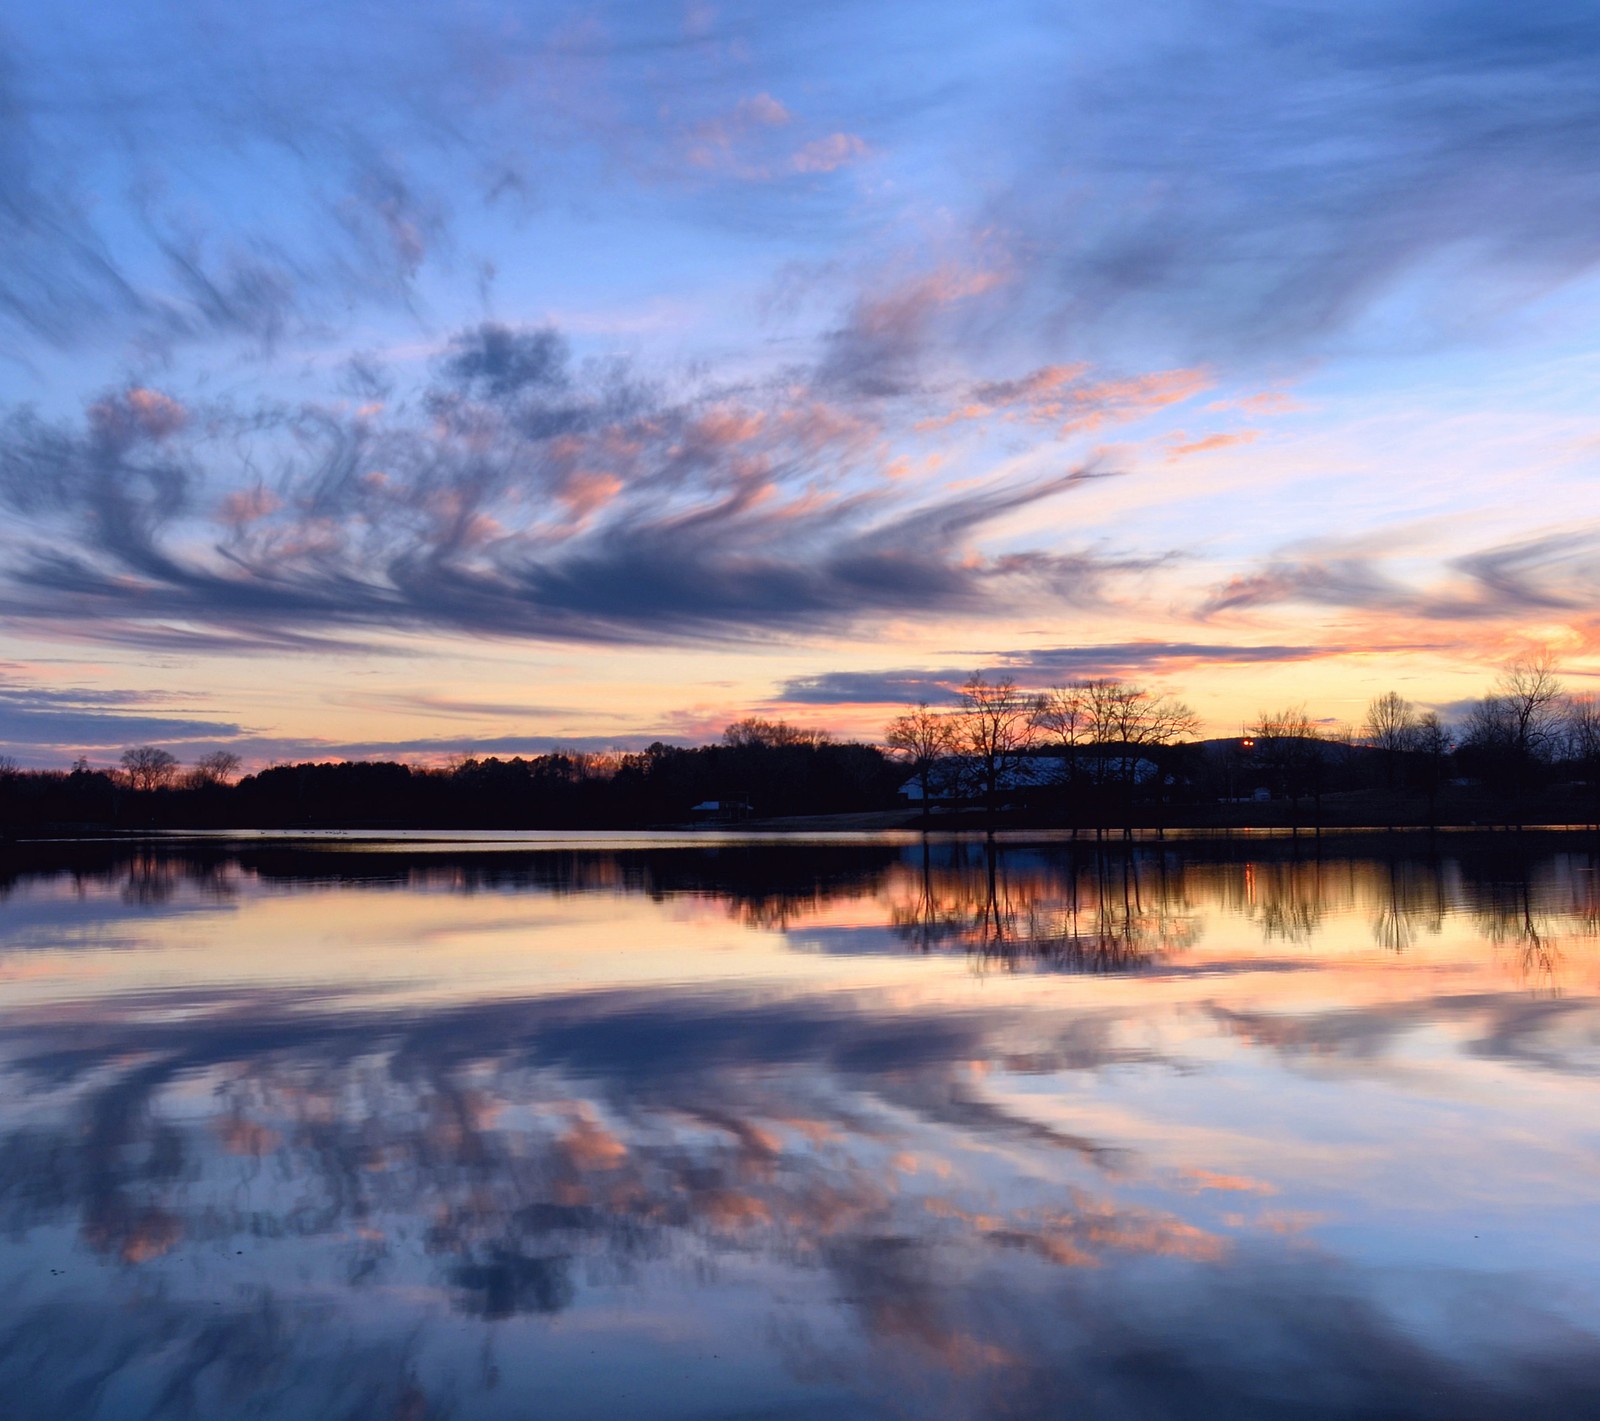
0, 682, 243, 756
990, 0, 1600, 357
1201, 527, 1600, 622
442, 323, 571, 399
0, 331, 1139, 652
916, 364, 1213, 445
817, 265, 1011, 399
10, 0, 1600, 370
789, 132, 870, 174
779, 642, 1353, 704
683, 92, 794, 173
1165, 430, 1260, 460
0, 10, 464, 351
216, 732, 679, 765
1212, 991, 1600, 1077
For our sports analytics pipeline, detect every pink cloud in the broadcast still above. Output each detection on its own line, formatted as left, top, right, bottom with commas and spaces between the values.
789, 132, 869, 174
689, 406, 767, 449
88, 387, 188, 445
738, 92, 791, 127
1165, 429, 1261, 460
773, 398, 878, 455
217, 488, 282, 527
557, 471, 624, 519
683, 93, 793, 174
920, 363, 1208, 435
1206, 390, 1304, 415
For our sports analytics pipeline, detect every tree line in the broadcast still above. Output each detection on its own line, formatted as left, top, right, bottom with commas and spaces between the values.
0, 722, 902, 833
1, 653, 1597, 833
886, 654, 1600, 827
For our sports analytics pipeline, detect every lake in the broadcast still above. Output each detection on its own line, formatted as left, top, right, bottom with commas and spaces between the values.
2, 831, 1599, 1419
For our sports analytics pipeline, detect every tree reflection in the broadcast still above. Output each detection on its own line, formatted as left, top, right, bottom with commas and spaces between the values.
1369, 856, 1447, 954
1472, 859, 1566, 989
11, 836, 1600, 980
887, 843, 1201, 973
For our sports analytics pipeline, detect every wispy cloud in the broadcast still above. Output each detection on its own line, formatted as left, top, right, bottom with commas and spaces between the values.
779, 642, 1356, 705
988, 1, 1600, 357
0, 682, 243, 754
0, 322, 1137, 651
1165, 430, 1260, 461
1201, 527, 1600, 623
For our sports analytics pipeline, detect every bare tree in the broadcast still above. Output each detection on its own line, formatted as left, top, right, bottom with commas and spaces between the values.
1565, 693, 1600, 766
1101, 682, 1199, 754
1080, 679, 1198, 788
1466, 653, 1565, 763
1035, 684, 1091, 782
1037, 679, 1197, 830
723, 717, 831, 749
1564, 694, 1600, 828
121, 745, 179, 791
188, 750, 243, 788
885, 703, 956, 820
1363, 691, 1418, 789
1413, 711, 1452, 813
1248, 706, 1322, 810
953, 674, 1042, 821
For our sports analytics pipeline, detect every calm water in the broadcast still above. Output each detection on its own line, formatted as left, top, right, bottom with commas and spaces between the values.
3, 832, 1600, 1419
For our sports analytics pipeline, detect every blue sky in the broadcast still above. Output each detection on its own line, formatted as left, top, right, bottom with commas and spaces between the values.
3, 0, 1600, 764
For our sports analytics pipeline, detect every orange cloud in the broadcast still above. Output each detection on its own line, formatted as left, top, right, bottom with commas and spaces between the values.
683, 94, 870, 183
922, 363, 1209, 435
700, 1189, 773, 1230
1166, 429, 1261, 460
557, 1113, 628, 1170
1179, 1168, 1278, 1195
1206, 389, 1303, 414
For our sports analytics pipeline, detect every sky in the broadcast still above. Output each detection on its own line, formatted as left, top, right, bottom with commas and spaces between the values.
4, 0, 1600, 767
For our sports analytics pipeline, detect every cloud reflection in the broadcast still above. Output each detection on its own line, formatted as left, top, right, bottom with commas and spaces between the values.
1, 837, 1600, 1416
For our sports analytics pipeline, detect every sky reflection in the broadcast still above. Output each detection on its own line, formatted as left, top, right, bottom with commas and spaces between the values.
1, 835, 1599, 1418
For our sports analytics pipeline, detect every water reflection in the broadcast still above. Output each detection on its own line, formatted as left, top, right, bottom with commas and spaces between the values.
1, 834, 1600, 1418
889, 840, 1202, 972
7, 835, 1600, 976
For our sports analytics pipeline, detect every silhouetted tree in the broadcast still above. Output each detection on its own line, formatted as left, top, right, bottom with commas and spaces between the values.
1087, 679, 1197, 762
885, 703, 955, 822
1465, 654, 1564, 761
1414, 711, 1452, 828
1363, 691, 1418, 789
1036, 684, 1090, 773
188, 750, 243, 788
1461, 654, 1564, 806
953, 675, 1042, 824
1248, 706, 1322, 812
1563, 694, 1600, 828
121, 745, 179, 792
722, 718, 831, 749
1065, 679, 1198, 833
